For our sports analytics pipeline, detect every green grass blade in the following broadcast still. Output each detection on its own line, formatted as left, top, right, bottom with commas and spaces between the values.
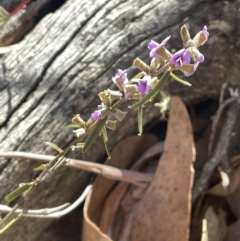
102, 127, 111, 159
82, 117, 108, 153
138, 106, 143, 136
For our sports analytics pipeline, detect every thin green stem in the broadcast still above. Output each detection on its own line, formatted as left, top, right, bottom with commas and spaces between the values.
111, 97, 126, 109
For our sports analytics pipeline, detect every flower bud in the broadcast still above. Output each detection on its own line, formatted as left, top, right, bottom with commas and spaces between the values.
149, 77, 159, 89
124, 84, 138, 97
180, 25, 191, 43
133, 58, 150, 73
149, 58, 161, 73
98, 92, 110, 106
90, 108, 109, 121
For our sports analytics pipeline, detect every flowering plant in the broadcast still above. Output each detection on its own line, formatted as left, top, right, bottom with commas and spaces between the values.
73, 25, 209, 156
0, 25, 209, 233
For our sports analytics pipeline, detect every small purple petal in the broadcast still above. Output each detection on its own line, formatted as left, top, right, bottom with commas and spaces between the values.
202, 26, 209, 38
201, 25, 209, 45
112, 69, 128, 85
136, 76, 152, 95
197, 53, 204, 63
124, 91, 130, 100
150, 48, 161, 58
148, 40, 159, 50
90, 110, 102, 121
148, 36, 171, 59
138, 81, 150, 95
170, 49, 191, 68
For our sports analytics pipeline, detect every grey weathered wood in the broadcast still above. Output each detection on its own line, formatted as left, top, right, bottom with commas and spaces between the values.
0, 0, 239, 240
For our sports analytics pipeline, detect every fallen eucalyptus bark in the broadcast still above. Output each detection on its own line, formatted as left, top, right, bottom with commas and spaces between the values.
0, 0, 239, 240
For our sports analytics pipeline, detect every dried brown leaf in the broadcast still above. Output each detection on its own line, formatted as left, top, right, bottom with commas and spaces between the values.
102, 142, 163, 240
130, 96, 195, 241
82, 134, 159, 241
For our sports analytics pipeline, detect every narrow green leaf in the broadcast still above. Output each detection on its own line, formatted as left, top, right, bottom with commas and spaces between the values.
5, 183, 34, 202
129, 71, 170, 109
45, 142, 63, 153
51, 155, 67, 170
0, 213, 22, 235
138, 106, 143, 136
34, 164, 46, 171
0, 204, 19, 227
64, 124, 79, 129
82, 117, 108, 153
102, 127, 111, 159
170, 72, 192, 86
75, 143, 85, 148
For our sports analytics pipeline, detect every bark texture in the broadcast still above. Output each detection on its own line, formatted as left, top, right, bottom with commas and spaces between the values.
0, 0, 239, 240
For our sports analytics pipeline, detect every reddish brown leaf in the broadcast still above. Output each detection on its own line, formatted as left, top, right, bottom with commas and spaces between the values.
82, 134, 159, 241
130, 96, 195, 241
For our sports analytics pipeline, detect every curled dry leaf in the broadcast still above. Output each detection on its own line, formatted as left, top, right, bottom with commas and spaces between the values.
101, 142, 163, 240
82, 134, 159, 241
130, 96, 195, 241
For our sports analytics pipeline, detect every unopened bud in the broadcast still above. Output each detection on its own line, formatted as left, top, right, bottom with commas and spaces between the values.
98, 108, 110, 119
124, 84, 137, 95
98, 92, 110, 106
180, 25, 191, 43
149, 77, 159, 89
133, 58, 150, 73
149, 58, 161, 73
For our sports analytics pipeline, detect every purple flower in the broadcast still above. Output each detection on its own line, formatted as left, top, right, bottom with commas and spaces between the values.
136, 76, 152, 95
169, 49, 191, 68
193, 26, 209, 47
90, 110, 102, 121
148, 36, 171, 58
112, 69, 128, 86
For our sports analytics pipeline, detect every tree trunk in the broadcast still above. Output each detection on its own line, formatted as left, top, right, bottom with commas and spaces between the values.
0, 0, 238, 240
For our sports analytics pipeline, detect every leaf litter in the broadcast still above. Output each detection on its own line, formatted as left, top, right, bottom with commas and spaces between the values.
82, 92, 240, 241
